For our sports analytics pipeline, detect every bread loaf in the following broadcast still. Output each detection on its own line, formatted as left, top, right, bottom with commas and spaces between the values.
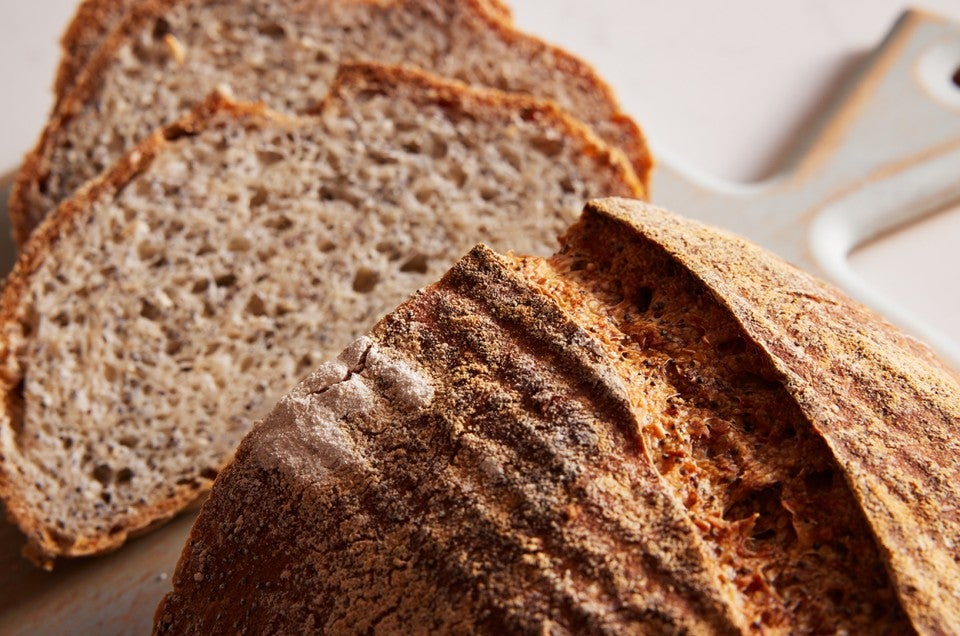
10, 0, 649, 244
0, 63, 641, 567
155, 199, 959, 634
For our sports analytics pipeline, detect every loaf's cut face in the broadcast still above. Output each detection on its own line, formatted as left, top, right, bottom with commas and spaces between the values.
0, 64, 641, 565
11, 0, 649, 243
155, 201, 959, 634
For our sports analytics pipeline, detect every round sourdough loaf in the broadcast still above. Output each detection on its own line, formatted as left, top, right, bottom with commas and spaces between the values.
154, 199, 959, 634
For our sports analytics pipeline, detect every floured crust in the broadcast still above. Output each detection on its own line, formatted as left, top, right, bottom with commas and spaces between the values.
9, 0, 650, 245
0, 64, 641, 566
580, 198, 960, 634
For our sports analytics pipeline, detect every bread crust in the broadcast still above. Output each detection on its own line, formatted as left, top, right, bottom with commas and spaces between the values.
581, 198, 960, 635
156, 199, 958, 633
9, 0, 650, 245
0, 64, 641, 566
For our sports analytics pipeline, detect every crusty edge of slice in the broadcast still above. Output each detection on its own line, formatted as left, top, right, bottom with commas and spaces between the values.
0, 62, 641, 567
9, 0, 649, 246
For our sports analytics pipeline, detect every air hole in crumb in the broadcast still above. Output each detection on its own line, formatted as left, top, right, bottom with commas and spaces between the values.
166, 338, 184, 356
215, 273, 238, 288
258, 22, 286, 39
200, 467, 219, 481
250, 187, 269, 208
152, 16, 172, 39
446, 164, 468, 188
104, 364, 119, 382
319, 239, 336, 253
298, 354, 312, 371
256, 150, 285, 166
635, 287, 654, 313
531, 135, 565, 157
191, 279, 209, 293
479, 187, 498, 202
352, 268, 380, 293
119, 436, 138, 448
196, 243, 215, 256
61, 437, 74, 450
228, 236, 251, 252
93, 464, 113, 486
245, 294, 267, 317
400, 253, 429, 274
138, 241, 161, 261
240, 356, 254, 372
429, 139, 448, 159
414, 188, 433, 204
376, 241, 402, 261
263, 214, 293, 230
52, 312, 70, 327
559, 176, 576, 194
140, 300, 162, 321
20, 304, 39, 337
116, 468, 134, 484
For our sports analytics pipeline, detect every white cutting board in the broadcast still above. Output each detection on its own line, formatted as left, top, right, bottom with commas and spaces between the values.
1, 2, 960, 634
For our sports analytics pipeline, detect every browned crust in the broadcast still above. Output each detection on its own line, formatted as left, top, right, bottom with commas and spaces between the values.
0, 64, 640, 566
155, 245, 745, 634
581, 198, 960, 635
9, 0, 650, 245
53, 0, 141, 101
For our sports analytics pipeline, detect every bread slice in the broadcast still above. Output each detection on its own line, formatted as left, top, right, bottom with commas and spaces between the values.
0, 63, 642, 567
11, 0, 649, 244
155, 200, 960, 634
51, 0, 516, 101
